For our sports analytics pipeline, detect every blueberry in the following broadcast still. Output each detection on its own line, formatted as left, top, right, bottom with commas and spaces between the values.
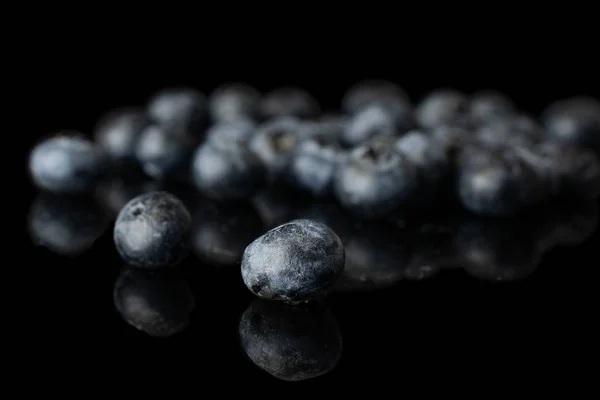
334, 220, 409, 291
457, 146, 547, 216
238, 299, 342, 381
204, 119, 257, 147
342, 79, 410, 115
541, 96, 600, 151
94, 174, 160, 218
430, 124, 473, 152
259, 87, 320, 120
134, 124, 195, 180
454, 217, 540, 282
93, 108, 150, 162
28, 193, 110, 256
191, 201, 263, 267
249, 117, 306, 181
113, 191, 192, 268
333, 136, 419, 218
208, 83, 261, 123
147, 87, 208, 138
191, 139, 266, 200
29, 133, 106, 194
415, 89, 468, 130
241, 219, 345, 303
468, 90, 515, 124
288, 135, 346, 197
475, 114, 543, 149
300, 115, 348, 142
113, 265, 195, 337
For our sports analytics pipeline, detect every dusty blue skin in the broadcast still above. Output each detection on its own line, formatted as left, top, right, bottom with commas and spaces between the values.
29, 133, 106, 193
467, 90, 516, 124
259, 87, 320, 120
28, 193, 110, 256
204, 119, 257, 147
191, 139, 266, 200
415, 89, 468, 130
341, 79, 410, 115
288, 135, 346, 197
93, 108, 150, 161
113, 265, 195, 337
208, 83, 261, 123
541, 96, 600, 152
241, 219, 345, 303
147, 87, 208, 138
113, 191, 192, 268
333, 136, 419, 218
238, 299, 342, 381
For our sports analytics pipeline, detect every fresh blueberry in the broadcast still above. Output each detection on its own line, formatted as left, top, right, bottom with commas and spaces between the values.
457, 146, 547, 216
113, 265, 195, 337
93, 108, 150, 163
113, 191, 192, 268
541, 96, 600, 151
341, 79, 410, 115
204, 119, 257, 147
249, 117, 306, 182
28, 193, 110, 256
341, 101, 413, 148
333, 136, 419, 218
475, 114, 543, 149
191, 201, 263, 267
238, 299, 342, 381
191, 138, 266, 200
208, 83, 261, 123
29, 133, 106, 194
241, 219, 345, 303
415, 89, 468, 130
147, 87, 208, 138
134, 124, 195, 180
259, 87, 320, 120
454, 217, 540, 282
468, 90, 516, 124
288, 134, 346, 197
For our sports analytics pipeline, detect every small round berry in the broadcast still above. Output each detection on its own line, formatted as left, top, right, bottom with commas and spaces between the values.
93, 108, 150, 162
241, 219, 345, 303
29, 133, 106, 194
541, 96, 600, 151
415, 89, 468, 130
468, 90, 515, 124
147, 87, 208, 138
342, 101, 412, 147
475, 114, 543, 149
259, 87, 320, 120
342, 79, 410, 115
239, 299, 342, 381
333, 136, 419, 218
113, 266, 195, 337
204, 119, 256, 147
113, 191, 192, 268
208, 83, 261, 123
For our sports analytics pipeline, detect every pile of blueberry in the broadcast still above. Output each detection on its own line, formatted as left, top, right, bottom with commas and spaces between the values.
28, 81, 600, 305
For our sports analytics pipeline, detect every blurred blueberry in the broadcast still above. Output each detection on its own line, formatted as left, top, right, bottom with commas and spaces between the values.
147, 87, 208, 138
259, 87, 320, 120
208, 83, 261, 123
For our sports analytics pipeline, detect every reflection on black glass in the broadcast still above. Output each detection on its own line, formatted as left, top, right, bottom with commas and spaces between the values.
27, 193, 110, 256
113, 265, 195, 337
191, 201, 263, 266
239, 299, 342, 382
404, 222, 458, 280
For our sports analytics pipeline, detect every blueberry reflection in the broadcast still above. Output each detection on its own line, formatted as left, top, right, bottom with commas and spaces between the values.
113, 265, 195, 337
239, 299, 342, 382
404, 221, 458, 280
27, 193, 110, 256
191, 201, 263, 266
454, 217, 541, 282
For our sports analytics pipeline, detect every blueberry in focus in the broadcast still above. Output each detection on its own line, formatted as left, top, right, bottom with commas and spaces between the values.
113, 191, 192, 268
415, 89, 468, 130
113, 265, 195, 337
288, 134, 346, 197
93, 108, 150, 163
241, 219, 345, 303
333, 136, 419, 218
208, 83, 261, 123
191, 201, 263, 267
204, 119, 257, 147
29, 133, 106, 194
341, 79, 410, 115
239, 299, 342, 381
134, 124, 195, 180
28, 193, 110, 256
191, 137, 266, 200
147, 87, 208, 138
541, 96, 600, 152
467, 90, 515, 124
342, 101, 412, 147
259, 87, 320, 120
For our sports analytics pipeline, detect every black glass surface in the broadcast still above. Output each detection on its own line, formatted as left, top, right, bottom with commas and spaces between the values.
22, 49, 600, 387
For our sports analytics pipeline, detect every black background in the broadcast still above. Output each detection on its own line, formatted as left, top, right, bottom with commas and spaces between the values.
21, 18, 600, 389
